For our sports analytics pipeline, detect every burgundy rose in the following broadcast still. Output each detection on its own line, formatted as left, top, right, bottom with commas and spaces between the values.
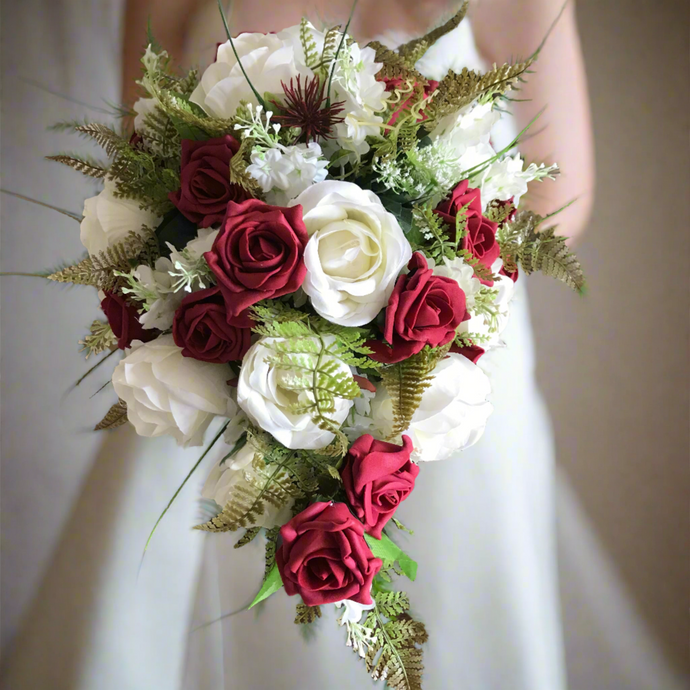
368, 252, 469, 364
169, 135, 249, 227
435, 180, 500, 285
205, 199, 308, 317
101, 291, 155, 350
276, 501, 383, 607
172, 286, 252, 363
450, 341, 485, 363
342, 434, 419, 539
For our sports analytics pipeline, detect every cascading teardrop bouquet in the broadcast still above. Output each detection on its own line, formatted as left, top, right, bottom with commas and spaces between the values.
24, 4, 584, 688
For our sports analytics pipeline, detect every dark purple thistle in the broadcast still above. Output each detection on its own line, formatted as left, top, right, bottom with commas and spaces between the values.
271, 75, 345, 143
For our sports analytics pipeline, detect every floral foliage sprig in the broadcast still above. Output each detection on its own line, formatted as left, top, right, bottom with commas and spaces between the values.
9, 5, 584, 689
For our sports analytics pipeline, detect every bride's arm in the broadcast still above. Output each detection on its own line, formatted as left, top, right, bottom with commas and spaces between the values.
472, 0, 595, 242
122, 0, 203, 111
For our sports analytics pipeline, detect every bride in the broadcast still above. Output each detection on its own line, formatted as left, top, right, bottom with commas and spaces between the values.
120, 1, 594, 689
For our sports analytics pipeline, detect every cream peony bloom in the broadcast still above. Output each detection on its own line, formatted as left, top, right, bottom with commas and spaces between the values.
200, 440, 294, 528
112, 335, 236, 447
373, 353, 493, 462
237, 336, 354, 450
190, 30, 308, 118
80, 178, 160, 256
290, 181, 412, 327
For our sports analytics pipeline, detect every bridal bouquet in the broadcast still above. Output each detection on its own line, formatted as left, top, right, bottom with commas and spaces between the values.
26, 4, 583, 688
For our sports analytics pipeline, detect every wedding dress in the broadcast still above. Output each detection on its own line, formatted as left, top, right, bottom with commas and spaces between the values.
181, 8, 566, 690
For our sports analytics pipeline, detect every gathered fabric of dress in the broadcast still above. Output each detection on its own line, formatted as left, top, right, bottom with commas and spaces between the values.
181, 8, 566, 690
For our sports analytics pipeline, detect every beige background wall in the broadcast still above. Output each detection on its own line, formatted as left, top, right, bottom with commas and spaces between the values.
529, 0, 689, 674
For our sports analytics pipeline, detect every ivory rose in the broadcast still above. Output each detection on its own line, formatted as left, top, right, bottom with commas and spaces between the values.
112, 335, 236, 447
290, 181, 412, 327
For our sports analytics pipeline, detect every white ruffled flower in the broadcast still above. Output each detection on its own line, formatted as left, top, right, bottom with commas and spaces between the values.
79, 178, 160, 257
335, 598, 376, 625
477, 155, 559, 209
247, 142, 328, 205
112, 335, 236, 447
430, 101, 499, 158
200, 439, 294, 527
237, 336, 354, 450
458, 260, 516, 350
190, 30, 308, 118
431, 256, 482, 311
372, 353, 493, 462
125, 257, 184, 331
167, 228, 218, 293
290, 181, 412, 327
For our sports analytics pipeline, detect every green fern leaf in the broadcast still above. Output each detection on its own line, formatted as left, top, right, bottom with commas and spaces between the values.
94, 399, 128, 431
294, 602, 322, 625
46, 154, 108, 179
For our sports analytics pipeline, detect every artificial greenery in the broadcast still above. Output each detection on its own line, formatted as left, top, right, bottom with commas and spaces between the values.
295, 602, 322, 625
94, 399, 128, 431
79, 319, 117, 359
498, 210, 585, 291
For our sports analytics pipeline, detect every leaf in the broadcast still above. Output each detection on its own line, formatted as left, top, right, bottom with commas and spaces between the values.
248, 563, 283, 609
46, 154, 108, 179
294, 602, 322, 625
234, 526, 261, 549
365, 533, 417, 582
345, 590, 428, 690
396, 3, 469, 62
378, 345, 449, 441
94, 399, 127, 431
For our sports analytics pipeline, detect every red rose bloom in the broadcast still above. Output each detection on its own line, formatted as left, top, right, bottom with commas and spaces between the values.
172, 286, 252, 363
276, 501, 383, 607
342, 434, 419, 539
450, 341, 485, 363
205, 199, 309, 317
169, 135, 249, 228
368, 252, 469, 364
101, 291, 155, 350
435, 180, 500, 285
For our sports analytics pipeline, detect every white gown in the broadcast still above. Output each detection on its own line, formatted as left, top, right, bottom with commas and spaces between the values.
181, 10, 566, 690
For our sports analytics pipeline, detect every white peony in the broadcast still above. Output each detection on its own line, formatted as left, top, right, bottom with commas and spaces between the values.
200, 440, 294, 528
372, 353, 493, 462
247, 142, 328, 205
290, 181, 412, 327
80, 178, 160, 257
190, 30, 308, 118
112, 335, 236, 447
237, 336, 354, 450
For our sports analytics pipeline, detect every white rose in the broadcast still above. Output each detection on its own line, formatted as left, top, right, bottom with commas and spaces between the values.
112, 335, 236, 447
190, 30, 308, 118
200, 440, 294, 528
80, 178, 160, 256
373, 353, 493, 462
290, 181, 412, 327
237, 336, 354, 450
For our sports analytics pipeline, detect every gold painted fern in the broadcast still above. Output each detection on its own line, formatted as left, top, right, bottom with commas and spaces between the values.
94, 399, 128, 431
379, 346, 448, 441
47, 230, 159, 291
500, 210, 585, 291
194, 454, 301, 533
356, 591, 428, 690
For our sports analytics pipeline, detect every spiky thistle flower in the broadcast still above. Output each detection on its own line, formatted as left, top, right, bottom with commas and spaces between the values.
271, 75, 345, 143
